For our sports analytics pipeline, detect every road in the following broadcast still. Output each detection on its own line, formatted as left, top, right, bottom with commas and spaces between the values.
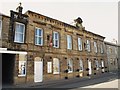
2, 72, 118, 90
32, 72, 118, 89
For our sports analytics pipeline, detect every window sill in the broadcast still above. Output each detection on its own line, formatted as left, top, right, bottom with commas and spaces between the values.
53, 72, 60, 74
14, 41, 24, 44
79, 70, 83, 72
18, 75, 26, 77
35, 44, 43, 46
53, 47, 60, 49
68, 71, 73, 73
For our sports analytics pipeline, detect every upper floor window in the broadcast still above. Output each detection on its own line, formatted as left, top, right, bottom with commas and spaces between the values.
100, 44, 104, 53
78, 37, 82, 51
67, 35, 72, 50
67, 59, 73, 73
94, 41, 97, 53
86, 40, 90, 52
14, 22, 25, 43
35, 28, 43, 46
0, 20, 2, 38
109, 47, 112, 54
53, 32, 59, 48
115, 47, 117, 55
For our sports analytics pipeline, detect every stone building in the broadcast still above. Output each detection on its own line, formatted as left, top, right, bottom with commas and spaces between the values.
1, 5, 108, 85
104, 41, 119, 72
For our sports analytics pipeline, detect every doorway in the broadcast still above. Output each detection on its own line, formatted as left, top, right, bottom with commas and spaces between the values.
2, 53, 15, 85
34, 60, 43, 82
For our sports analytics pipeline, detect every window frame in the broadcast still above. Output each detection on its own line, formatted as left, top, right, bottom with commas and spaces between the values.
86, 39, 90, 52
18, 61, 26, 77
53, 31, 59, 48
79, 59, 84, 72
14, 22, 25, 43
35, 27, 43, 46
53, 58, 60, 74
67, 59, 73, 73
94, 41, 97, 53
78, 37, 82, 51
95, 60, 99, 70
47, 62, 52, 73
67, 35, 72, 50
0, 20, 2, 38
100, 43, 104, 54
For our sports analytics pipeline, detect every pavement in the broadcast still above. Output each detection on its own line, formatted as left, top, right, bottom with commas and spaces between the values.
2, 71, 118, 89
81, 79, 118, 88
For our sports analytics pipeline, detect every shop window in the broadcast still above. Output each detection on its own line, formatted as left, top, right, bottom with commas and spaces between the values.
18, 61, 26, 76
53, 58, 60, 74
18, 54, 26, 77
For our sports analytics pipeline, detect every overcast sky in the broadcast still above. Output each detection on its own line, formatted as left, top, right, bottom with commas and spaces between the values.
0, 0, 118, 43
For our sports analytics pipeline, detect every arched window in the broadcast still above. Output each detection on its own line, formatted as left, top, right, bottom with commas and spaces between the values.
67, 59, 73, 73
53, 58, 60, 74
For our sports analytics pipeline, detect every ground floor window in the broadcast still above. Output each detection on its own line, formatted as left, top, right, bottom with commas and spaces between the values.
53, 58, 60, 74
67, 59, 73, 73
47, 62, 52, 73
18, 54, 27, 77
95, 60, 99, 70
18, 61, 26, 76
79, 59, 83, 72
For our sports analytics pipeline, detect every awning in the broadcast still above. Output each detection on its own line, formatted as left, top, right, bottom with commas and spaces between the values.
0, 48, 27, 54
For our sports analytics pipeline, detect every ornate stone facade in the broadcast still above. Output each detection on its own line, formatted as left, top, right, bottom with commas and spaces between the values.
1, 5, 109, 85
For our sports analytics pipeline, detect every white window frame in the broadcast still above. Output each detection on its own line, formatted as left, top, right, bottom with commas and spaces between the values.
78, 37, 82, 51
18, 61, 26, 77
53, 58, 60, 74
79, 59, 83, 72
35, 27, 43, 46
67, 59, 73, 73
95, 60, 99, 70
14, 22, 25, 43
47, 62, 52, 73
94, 41, 97, 53
67, 35, 72, 50
0, 20, 2, 38
100, 44, 104, 53
86, 40, 90, 52
53, 32, 59, 48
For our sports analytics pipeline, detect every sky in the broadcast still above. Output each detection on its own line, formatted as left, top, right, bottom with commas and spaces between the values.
0, 0, 118, 44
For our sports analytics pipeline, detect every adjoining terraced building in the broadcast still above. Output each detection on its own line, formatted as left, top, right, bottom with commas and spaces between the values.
1, 5, 108, 85
105, 41, 119, 72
